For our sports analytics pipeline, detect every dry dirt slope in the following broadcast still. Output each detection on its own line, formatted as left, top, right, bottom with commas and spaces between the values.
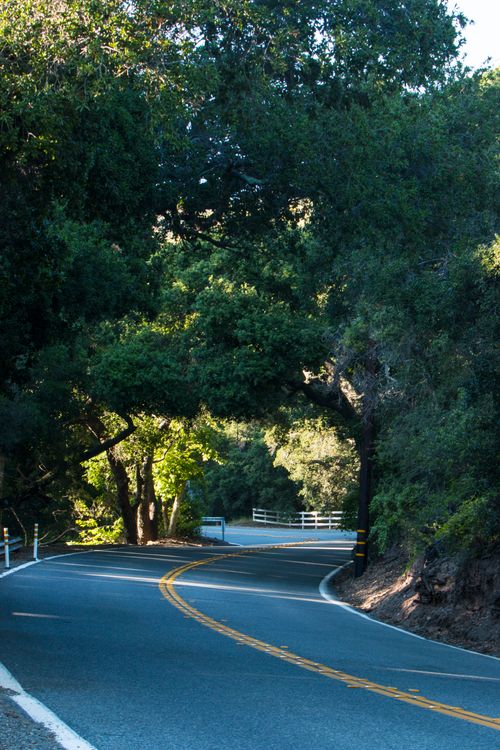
333, 548, 500, 657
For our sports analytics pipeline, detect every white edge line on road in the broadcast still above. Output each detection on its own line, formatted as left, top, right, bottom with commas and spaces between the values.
0, 560, 39, 578
319, 562, 500, 663
0, 662, 97, 750
0, 550, 98, 579
1, 550, 99, 749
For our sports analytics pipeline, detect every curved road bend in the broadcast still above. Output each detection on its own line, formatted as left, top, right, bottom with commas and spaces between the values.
0, 541, 499, 750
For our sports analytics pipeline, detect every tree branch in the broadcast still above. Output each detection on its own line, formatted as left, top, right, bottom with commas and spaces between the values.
80, 415, 136, 462
287, 377, 358, 422
229, 168, 265, 186
187, 229, 239, 250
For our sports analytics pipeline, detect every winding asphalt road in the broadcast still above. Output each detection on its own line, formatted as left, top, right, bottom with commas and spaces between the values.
200, 524, 357, 546
0, 533, 499, 749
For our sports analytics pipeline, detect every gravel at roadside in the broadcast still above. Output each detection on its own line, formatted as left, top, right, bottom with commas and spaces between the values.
0, 690, 61, 750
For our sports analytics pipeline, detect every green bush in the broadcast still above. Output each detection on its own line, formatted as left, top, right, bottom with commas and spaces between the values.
174, 498, 203, 538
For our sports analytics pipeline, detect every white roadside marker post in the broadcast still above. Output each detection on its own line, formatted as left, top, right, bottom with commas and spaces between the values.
34, 523, 39, 561
3, 527, 10, 569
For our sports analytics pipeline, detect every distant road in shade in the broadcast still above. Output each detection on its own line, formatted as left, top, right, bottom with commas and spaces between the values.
201, 523, 356, 546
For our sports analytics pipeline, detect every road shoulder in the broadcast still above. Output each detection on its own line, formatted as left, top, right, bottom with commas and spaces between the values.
0, 688, 62, 750
331, 550, 500, 658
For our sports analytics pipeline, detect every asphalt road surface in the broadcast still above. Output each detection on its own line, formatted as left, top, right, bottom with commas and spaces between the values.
0, 540, 499, 749
201, 524, 356, 545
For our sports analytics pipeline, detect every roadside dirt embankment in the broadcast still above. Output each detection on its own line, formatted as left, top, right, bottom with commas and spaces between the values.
333, 549, 500, 657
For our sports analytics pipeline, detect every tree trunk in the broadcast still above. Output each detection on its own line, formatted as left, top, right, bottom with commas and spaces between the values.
135, 462, 144, 508
161, 502, 169, 538
0, 452, 4, 527
144, 457, 159, 541
136, 456, 158, 544
86, 415, 138, 545
288, 357, 378, 576
167, 483, 187, 538
107, 447, 137, 545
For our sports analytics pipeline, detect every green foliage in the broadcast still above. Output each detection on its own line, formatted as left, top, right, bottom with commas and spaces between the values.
371, 391, 499, 556
152, 417, 220, 503
173, 497, 204, 538
79, 415, 219, 541
83, 453, 113, 493
435, 495, 499, 553
90, 326, 197, 417
204, 422, 300, 519
203, 412, 359, 523
73, 456, 125, 543
271, 418, 358, 513
1, 1, 497, 564
0, 0, 169, 505
161, 232, 328, 419
74, 513, 125, 546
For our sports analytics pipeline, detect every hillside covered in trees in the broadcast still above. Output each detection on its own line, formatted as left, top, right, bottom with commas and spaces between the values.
0, 1, 498, 579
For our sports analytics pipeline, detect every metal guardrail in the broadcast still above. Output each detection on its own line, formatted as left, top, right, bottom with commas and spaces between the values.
2, 524, 40, 569
0, 536, 22, 555
1, 532, 23, 569
252, 508, 343, 529
201, 516, 225, 541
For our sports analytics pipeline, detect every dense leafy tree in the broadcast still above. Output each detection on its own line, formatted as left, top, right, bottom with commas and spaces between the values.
154, 0, 464, 239
79, 414, 219, 543
0, 0, 176, 511
204, 421, 300, 519
370, 235, 500, 556
164, 70, 498, 570
271, 416, 358, 516
1, 1, 497, 572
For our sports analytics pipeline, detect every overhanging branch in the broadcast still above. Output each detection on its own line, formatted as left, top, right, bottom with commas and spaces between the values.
80, 415, 136, 462
287, 378, 358, 422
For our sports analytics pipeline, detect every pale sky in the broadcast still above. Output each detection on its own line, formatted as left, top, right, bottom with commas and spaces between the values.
450, 0, 499, 69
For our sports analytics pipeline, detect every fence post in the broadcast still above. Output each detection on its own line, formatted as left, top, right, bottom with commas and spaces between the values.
3, 527, 9, 569
221, 518, 225, 542
34, 523, 39, 561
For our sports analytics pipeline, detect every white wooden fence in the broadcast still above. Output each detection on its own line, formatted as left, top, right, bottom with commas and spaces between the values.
252, 508, 342, 529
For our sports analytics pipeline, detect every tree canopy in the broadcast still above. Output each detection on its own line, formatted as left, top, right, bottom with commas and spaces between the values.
0, 1, 497, 567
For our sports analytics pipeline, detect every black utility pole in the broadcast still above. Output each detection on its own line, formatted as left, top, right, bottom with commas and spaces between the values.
354, 417, 374, 576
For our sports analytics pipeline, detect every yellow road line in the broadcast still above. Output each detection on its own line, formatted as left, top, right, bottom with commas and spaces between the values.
159, 549, 500, 733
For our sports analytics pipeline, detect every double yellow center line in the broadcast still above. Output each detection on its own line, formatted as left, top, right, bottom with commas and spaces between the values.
159, 549, 500, 732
